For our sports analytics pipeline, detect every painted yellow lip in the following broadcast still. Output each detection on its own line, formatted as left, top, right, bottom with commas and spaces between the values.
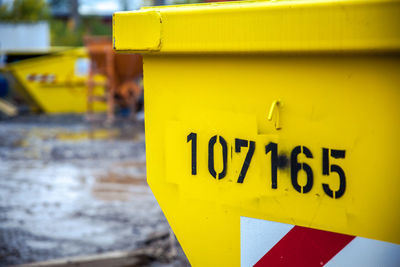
113, 0, 400, 54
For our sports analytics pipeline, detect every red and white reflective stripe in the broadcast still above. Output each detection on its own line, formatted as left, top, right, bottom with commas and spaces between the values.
26, 73, 56, 83
241, 217, 400, 267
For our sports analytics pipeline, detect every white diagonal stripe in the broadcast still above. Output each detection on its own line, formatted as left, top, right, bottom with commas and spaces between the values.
325, 236, 400, 267
240, 216, 294, 267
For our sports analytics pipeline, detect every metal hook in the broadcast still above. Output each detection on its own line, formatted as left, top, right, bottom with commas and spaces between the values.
268, 100, 281, 130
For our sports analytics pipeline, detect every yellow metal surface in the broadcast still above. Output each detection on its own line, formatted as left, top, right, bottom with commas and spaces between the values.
113, 11, 161, 51
114, 1, 400, 266
114, 0, 400, 53
5, 48, 106, 113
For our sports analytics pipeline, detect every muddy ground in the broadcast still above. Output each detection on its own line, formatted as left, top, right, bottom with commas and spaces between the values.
0, 115, 189, 267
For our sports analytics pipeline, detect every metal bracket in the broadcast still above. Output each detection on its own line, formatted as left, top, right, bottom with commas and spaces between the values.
268, 100, 282, 130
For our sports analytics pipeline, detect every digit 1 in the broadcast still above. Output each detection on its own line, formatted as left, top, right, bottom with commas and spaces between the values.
187, 132, 197, 175
265, 142, 278, 189
208, 135, 228, 180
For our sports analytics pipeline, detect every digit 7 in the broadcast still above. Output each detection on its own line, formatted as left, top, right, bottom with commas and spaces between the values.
235, 138, 255, 183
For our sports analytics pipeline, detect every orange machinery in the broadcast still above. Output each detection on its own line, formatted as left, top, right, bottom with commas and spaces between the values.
84, 36, 143, 122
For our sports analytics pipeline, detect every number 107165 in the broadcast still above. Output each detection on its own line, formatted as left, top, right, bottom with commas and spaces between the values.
187, 132, 346, 199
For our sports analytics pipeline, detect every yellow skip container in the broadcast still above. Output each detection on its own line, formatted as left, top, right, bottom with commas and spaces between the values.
114, 1, 400, 266
2, 48, 106, 113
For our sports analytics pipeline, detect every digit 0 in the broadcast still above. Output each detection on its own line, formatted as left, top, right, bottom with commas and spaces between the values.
208, 135, 228, 180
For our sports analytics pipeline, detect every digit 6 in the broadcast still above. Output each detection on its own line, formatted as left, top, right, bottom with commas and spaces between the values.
290, 146, 314, 193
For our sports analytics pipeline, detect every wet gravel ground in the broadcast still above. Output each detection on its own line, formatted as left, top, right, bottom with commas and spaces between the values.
0, 115, 189, 267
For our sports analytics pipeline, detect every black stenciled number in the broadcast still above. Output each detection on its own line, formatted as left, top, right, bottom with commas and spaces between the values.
208, 135, 228, 179
187, 132, 197, 175
322, 148, 346, 199
265, 142, 278, 189
291, 146, 314, 193
235, 138, 255, 183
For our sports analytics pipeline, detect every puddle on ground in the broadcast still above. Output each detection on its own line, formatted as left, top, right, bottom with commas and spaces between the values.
0, 115, 172, 267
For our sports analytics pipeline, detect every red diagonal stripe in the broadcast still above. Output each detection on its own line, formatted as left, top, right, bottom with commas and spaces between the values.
254, 226, 355, 267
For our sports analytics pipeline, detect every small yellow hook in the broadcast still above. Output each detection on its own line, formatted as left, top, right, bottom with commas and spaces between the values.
268, 100, 281, 130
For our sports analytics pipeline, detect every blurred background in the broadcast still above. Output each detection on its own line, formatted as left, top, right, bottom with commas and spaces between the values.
0, 0, 233, 266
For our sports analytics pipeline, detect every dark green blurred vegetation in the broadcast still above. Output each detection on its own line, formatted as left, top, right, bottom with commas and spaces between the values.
50, 17, 111, 46
0, 0, 111, 47
0, 0, 216, 47
0, 0, 49, 22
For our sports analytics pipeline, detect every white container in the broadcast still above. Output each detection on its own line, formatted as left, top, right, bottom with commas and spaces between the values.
0, 22, 50, 52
